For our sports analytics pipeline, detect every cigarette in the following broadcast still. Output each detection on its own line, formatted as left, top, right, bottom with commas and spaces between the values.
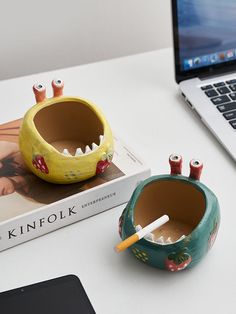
114, 215, 169, 253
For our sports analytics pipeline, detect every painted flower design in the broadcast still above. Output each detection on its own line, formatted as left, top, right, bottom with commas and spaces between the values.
32, 155, 49, 174
132, 248, 149, 263
165, 250, 192, 272
96, 150, 113, 174
208, 221, 219, 249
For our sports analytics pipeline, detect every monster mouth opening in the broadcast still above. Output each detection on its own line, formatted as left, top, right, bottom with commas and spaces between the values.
134, 180, 206, 245
33, 100, 104, 156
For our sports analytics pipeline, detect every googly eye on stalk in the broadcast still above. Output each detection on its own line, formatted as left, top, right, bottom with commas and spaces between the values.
169, 154, 183, 175
189, 159, 203, 181
33, 83, 46, 103
52, 79, 64, 97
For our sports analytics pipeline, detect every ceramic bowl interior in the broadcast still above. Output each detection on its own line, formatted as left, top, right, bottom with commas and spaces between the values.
134, 180, 206, 242
33, 100, 104, 155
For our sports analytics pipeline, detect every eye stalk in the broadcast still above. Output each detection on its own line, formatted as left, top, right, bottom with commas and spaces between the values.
169, 154, 182, 175
33, 83, 46, 103
189, 159, 203, 180
52, 79, 64, 97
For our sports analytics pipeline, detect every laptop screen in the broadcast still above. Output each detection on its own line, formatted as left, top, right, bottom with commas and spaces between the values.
173, 0, 236, 80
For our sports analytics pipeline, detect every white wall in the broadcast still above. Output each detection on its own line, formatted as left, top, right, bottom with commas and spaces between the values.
0, 0, 172, 80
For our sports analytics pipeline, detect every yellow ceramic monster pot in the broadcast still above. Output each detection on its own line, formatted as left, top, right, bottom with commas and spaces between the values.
19, 79, 114, 184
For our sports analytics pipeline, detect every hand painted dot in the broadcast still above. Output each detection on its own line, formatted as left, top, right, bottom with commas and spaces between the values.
171, 269, 174, 272
184, 263, 187, 267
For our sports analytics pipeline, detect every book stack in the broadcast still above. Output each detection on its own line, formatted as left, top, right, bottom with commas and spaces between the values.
0, 119, 150, 251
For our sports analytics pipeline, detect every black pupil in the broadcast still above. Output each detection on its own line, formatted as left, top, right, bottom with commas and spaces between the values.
38, 84, 42, 89
194, 161, 200, 166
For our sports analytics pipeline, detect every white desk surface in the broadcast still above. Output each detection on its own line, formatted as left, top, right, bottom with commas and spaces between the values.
0, 48, 235, 314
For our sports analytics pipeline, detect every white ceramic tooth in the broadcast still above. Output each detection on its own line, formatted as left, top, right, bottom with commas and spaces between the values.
75, 148, 83, 156
144, 233, 154, 242
166, 237, 172, 244
156, 236, 164, 244
99, 135, 104, 144
92, 143, 98, 151
176, 235, 186, 242
85, 145, 91, 153
63, 149, 71, 156
135, 224, 142, 232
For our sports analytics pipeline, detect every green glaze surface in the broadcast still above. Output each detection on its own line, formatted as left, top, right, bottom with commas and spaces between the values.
119, 175, 220, 271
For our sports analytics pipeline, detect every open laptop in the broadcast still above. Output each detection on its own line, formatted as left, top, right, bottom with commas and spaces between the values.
172, 0, 236, 161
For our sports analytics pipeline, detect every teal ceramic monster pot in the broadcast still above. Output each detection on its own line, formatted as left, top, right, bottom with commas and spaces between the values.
118, 155, 220, 271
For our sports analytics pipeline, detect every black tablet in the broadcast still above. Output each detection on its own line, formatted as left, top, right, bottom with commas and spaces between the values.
0, 275, 96, 313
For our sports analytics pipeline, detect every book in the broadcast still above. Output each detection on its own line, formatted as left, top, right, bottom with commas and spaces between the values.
0, 119, 150, 251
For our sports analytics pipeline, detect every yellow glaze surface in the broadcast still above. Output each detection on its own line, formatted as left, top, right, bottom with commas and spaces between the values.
19, 96, 114, 184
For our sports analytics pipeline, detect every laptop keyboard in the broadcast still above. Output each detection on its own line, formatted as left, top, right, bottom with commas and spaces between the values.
201, 79, 236, 130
